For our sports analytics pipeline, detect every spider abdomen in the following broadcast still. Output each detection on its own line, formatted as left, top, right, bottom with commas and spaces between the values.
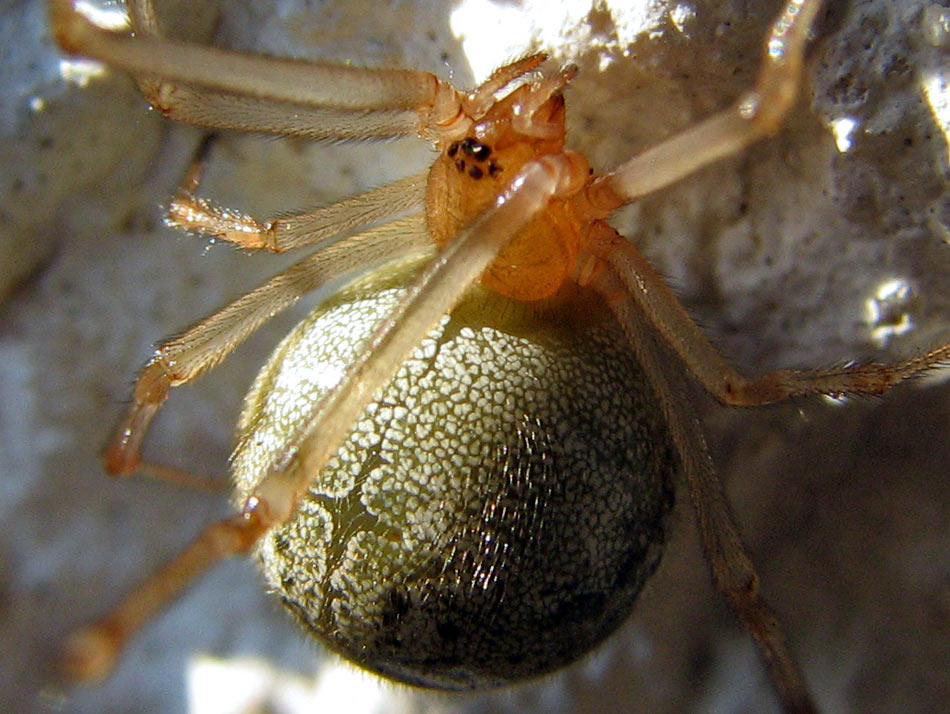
231, 284, 676, 689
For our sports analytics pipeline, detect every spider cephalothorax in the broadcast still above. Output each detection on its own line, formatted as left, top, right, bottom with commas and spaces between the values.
426, 66, 589, 301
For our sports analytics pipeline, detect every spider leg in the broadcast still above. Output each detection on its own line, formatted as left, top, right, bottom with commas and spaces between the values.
133, 461, 228, 493
580, 223, 950, 407
48, 0, 465, 137
582, 0, 825, 213
138, 85, 429, 141
104, 214, 433, 476
69, 153, 585, 682
462, 53, 547, 116
169, 173, 427, 252
60, 506, 268, 682
593, 267, 818, 714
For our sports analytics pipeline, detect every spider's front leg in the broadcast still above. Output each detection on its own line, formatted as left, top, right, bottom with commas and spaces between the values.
48, 0, 467, 140
583, 0, 825, 211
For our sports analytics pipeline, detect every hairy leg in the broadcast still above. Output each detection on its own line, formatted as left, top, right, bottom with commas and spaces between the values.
582, 223, 950, 407
594, 267, 817, 714
169, 173, 427, 252
49, 0, 464, 131
579, 0, 825, 216
105, 215, 432, 475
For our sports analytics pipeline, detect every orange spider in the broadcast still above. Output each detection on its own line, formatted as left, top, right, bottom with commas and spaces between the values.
47, 1, 950, 712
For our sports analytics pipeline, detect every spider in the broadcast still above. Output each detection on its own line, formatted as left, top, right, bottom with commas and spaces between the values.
43, 0, 950, 712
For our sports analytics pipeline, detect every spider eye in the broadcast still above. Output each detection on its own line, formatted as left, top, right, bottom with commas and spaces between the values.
460, 137, 491, 161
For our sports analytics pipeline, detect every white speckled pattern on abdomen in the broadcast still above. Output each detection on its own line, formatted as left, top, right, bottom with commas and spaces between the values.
231, 284, 676, 689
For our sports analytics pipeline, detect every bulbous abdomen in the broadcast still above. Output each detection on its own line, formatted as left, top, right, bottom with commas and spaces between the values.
231, 284, 676, 689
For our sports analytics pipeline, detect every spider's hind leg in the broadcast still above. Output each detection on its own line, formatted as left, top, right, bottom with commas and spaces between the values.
592, 265, 818, 714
